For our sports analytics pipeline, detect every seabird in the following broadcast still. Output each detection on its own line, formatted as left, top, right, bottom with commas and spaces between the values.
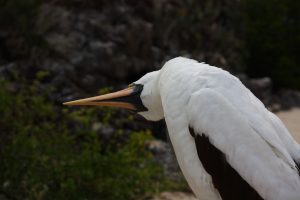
64, 57, 300, 200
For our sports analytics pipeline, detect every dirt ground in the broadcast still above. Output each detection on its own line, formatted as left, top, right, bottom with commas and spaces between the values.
276, 108, 300, 143
153, 108, 300, 200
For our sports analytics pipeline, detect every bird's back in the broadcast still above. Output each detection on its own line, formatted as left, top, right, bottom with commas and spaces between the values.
159, 57, 300, 200
161, 57, 300, 166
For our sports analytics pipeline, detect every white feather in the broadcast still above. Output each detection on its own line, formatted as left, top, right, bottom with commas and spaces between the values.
136, 57, 300, 200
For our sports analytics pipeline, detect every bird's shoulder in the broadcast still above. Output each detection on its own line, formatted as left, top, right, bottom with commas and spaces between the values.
160, 60, 235, 90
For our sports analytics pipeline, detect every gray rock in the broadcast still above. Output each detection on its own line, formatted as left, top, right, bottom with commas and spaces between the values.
248, 77, 273, 105
100, 124, 115, 141
92, 122, 103, 132
148, 140, 182, 181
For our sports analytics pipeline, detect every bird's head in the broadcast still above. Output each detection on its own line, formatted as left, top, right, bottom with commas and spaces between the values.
63, 70, 164, 121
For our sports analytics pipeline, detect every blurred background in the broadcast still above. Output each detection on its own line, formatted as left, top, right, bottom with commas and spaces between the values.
0, 0, 299, 199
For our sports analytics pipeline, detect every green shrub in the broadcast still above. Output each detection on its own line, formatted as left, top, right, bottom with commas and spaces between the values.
0, 0, 42, 34
241, 0, 300, 89
0, 80, 185, 200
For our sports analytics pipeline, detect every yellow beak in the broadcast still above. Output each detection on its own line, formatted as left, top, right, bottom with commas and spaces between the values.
63, 85, 147, 112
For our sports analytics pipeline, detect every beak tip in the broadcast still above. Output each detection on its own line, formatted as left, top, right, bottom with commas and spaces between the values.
63, 101, 72, 106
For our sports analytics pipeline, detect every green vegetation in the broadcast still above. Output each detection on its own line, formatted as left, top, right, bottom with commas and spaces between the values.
0, 79, 185, 200
241, 0, 300, 89
0, 0, 41, 32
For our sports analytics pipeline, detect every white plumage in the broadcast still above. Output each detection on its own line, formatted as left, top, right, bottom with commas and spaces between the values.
135, 57, 300, 200
65, 57, 300, 200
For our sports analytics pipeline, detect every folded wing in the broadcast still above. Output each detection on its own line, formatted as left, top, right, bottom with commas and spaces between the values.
187, 88, 300, 200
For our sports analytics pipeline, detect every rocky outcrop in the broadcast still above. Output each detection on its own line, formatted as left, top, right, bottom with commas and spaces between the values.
0, 1, 241, 103
1, 1, 299, 110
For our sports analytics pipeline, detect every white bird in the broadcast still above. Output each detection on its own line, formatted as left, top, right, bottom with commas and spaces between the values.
64, 57, 300, 200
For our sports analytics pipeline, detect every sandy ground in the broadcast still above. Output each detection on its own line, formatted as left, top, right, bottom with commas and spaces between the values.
276, 108, 300, 143
153, 108, 300, 200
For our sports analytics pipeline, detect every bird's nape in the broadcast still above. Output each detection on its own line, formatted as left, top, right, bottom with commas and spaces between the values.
63, 84, 148, 112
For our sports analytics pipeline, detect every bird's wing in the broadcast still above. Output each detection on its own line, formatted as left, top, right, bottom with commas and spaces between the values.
186, 88, 300, 200
239, 88, 298, 169
267, 112, 300, 168
164, 112, 222, 200
236, 86, 300, 172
